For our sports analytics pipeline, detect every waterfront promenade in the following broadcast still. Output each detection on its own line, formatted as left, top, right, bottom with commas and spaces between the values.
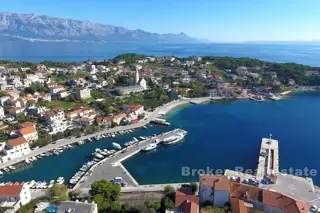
0, 97, 211, 170
74, 129, 187, 189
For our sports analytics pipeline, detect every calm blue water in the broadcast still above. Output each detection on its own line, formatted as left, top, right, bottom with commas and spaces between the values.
1, 92, 320, 185
0, 42, 320, 66
123, 92, 320, 184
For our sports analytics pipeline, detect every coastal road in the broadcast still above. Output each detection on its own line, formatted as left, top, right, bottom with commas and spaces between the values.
0, 97, 211, 170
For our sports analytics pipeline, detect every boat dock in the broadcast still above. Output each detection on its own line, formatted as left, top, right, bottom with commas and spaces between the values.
256, 137, 279, 182
74, 129, 187, 190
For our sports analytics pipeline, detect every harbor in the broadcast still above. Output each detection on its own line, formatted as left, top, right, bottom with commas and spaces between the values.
0, 93, 320, 188
74, 128, 187, 190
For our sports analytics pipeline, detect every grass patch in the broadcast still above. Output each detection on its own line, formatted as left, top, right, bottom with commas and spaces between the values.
48, 101, 78, 110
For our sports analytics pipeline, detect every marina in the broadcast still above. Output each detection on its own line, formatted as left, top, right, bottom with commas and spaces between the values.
74, 128, 187, 190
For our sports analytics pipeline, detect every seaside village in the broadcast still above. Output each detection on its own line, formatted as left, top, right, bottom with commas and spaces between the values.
0, 55, 318, 213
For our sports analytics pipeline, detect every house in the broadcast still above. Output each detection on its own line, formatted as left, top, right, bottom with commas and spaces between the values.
199, 175, 230, 207
0, 106, 5, 118
0, 137, 31, 163
57, 201, 98, 213
77, 117, 94, 126
236, 66, 248, 76
175, 188, 199, 213
115, 85, 146, 95
75, 88, 91, 99
36, 64, 47, 71
122, 104, 144, 115
0, 183, 32, 212
48, 120, 73, 135
288, 78, 295, 86
17, 125, 38, 142
44, 108, 65, 123
58, 90, 69, 98
229, 181, 310, 213
207, 89, 218, 97
112, 113, 127, 125
272, 79, 281, 85
38, 93, 51, 102
95, 116, 112, 128
50, 85, 65, 94
221, 87, 234, 97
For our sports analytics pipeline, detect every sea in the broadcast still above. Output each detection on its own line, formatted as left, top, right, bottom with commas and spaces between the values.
0, 41, 320, 66
1, 92, 320, 185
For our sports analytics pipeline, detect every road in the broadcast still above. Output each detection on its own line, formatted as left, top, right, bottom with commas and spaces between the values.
0, 97, 211, 170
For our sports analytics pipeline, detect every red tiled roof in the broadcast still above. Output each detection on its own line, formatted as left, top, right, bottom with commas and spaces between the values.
19, 122, 35, 129
0, 184, 24, 196
200, 174, 230, 191
175, 189, 199, 213
19, 126, 37, 135
8, 137, 28, 147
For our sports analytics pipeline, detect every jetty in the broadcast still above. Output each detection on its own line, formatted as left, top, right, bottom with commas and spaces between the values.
256, 137, 279, 182
74, 129, 187, 190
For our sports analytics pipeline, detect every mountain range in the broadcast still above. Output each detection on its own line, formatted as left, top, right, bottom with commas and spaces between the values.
0, 12, 197, 43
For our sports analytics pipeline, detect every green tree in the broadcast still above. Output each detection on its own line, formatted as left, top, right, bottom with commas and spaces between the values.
109, 201, 121, 213
68, 189, 81, 199
163, 197, 174, 210
17, 113, 32, 123
49, 184, 69, 202
150, 201, 161, 211
90, 179, 121, 203
33, 133, 53, 147
164, 185, 175, 196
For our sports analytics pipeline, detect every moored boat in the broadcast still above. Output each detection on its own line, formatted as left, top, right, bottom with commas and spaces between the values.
141, 144, 157, 152
162, 131, 187, 145
112, 142, 121, 150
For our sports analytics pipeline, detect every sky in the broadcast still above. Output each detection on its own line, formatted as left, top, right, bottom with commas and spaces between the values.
1, 0, 320, 42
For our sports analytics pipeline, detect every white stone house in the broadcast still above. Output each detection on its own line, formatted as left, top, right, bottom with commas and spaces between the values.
199, 175, 230, 207
0, 183, 32, 212
75, 88, 91, 99
44, 108, 65, 123
0, 137, 31, 163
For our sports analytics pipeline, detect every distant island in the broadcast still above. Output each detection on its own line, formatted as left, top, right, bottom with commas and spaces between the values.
0, 12, 198, 43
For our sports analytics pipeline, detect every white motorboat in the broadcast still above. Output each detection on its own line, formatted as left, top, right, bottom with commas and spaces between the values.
112, 142, 121, 150
141, 144, 157, 152
25, 159, 31, 164
162, 131, 187, 145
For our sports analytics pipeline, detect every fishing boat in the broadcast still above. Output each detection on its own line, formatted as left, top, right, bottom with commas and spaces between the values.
141, 144, 157, 152
112, 142, 121, 150
162, 131, 187, 145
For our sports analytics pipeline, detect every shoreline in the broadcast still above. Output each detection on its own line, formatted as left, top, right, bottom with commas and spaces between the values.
0, 97, 212, 170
